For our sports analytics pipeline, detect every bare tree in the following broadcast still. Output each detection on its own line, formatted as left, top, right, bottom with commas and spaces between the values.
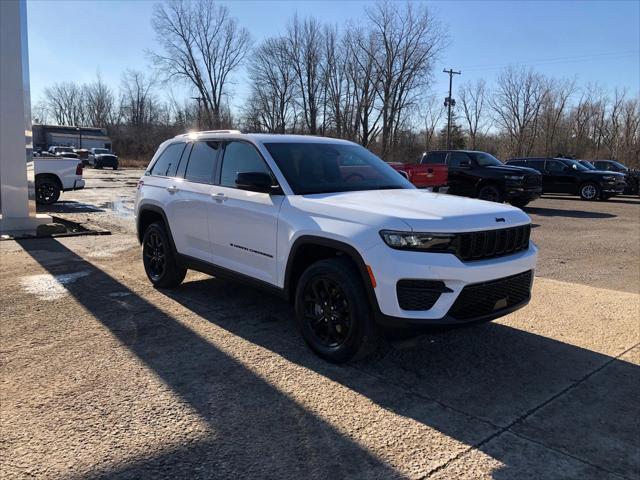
459, 79, 487, 149
83, 73, 115, 128
490, 66, 549, 157
43, 81, 85, 126
361, 1, 446, 157
248, 37, 296, 133
537, 78, 575, 155
119, 70, 159, 127
150, 0, 251, 129
285, 15, 325, 134
419, 94, 445, 151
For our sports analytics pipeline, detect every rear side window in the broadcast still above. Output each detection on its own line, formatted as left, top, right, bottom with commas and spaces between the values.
150, 143, 186, 177
528, 160, 545, 172
448, 151, 469, 167
220, 141, 271, 188
423, 152, 447, 164
546, 160, 565, 172
184, 141, 222, 184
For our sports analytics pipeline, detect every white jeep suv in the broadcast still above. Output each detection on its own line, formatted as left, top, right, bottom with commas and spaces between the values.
135, 131, 537, 362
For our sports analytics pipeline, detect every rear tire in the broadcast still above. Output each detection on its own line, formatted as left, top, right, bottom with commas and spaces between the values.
295, 257, 380, 363
35, 177, 61, 205
579, 182, 599, 201
477, 184, 503, 203
142, 221, 186, 288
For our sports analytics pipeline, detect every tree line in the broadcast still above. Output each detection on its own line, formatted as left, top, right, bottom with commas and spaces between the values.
34, 0, 639, 167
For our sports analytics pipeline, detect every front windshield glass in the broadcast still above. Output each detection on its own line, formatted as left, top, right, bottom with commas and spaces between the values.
466, 151, 503, 167
94, 148, 109, 154
610, 161, 627, 171
561, 159, 589, 171
59, 147, 74, 152
264, 142, 413, 195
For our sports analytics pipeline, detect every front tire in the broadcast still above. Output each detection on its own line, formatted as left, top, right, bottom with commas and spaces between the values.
579, 182, 599, 201
295, 257, 380, 363
477, 184, 503, 203
142, 221, 186, 288
35, 177, 61, 205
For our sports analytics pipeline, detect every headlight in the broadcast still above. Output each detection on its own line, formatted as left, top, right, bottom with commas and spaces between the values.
505, 175, 524, 181
602, 175, 616, 181
380, 230, 455, 252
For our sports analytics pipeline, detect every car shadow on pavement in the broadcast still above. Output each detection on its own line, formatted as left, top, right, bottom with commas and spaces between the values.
16, 239, 402, 480
16, 239, 640, 479
160, 277, 639, 479
542, 195, 640, 206
37, 200, 104, 214
522, 206, 616, 219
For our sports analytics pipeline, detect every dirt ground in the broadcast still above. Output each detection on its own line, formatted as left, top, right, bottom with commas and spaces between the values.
1, 167, 639, 479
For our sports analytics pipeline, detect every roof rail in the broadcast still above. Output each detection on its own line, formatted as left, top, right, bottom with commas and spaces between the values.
175, 129, 242, 139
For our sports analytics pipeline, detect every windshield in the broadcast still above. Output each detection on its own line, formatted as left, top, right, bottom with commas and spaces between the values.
609, 161, 628, 171
561, 159, 589, 171
93, 148, 109, 154
580, 160, 596, 170
264, 142, 413, 195
58, 147, 74, 152
466, 151, 503, 167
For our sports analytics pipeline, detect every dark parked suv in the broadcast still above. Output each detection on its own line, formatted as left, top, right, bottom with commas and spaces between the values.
507, 157, 626, 200
423, 150, 542, 207
589, 160, 639, 195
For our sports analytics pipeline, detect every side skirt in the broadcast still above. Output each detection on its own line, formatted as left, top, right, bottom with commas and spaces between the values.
176, 253, 288, 301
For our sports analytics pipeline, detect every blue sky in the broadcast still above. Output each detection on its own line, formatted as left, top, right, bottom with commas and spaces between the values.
27, 0, 640, 112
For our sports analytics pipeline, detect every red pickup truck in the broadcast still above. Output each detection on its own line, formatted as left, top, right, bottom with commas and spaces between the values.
389, 151, 448, 189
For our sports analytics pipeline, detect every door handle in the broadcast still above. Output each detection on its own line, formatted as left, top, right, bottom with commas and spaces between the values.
211, 192, 227, 203
166, 185, 178, 194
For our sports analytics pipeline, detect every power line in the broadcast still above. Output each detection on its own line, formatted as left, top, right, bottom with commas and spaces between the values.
464, 50, 639, 72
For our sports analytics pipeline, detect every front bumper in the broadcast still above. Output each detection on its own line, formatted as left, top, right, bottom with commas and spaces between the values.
601, 181, 625, 194
363, 240, 538, 328
504, 186, 542, 201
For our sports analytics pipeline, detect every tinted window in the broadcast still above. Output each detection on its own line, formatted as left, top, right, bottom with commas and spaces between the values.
593, 161, 608, 170
560, 159, 588, 171
220, 141, 271, 188
528, 160, 545, 172
423, 152, 447, 164
184, 141, 221, 183
448, 151, 470, 168
509, 160, 526, 167
466, 151, 503, 166
150, 143, 186, 177
265, 142, 412, 195
546, 160, 566, 172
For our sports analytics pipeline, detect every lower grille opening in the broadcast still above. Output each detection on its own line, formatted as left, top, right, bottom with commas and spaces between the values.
397, 279, 451, 311
448, 270, 533, 320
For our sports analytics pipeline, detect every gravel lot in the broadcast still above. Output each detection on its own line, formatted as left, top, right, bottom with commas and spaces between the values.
1, 168, 639, 479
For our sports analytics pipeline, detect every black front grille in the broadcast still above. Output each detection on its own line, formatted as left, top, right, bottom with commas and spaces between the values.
456, 225, 530, 262
397, 279, 449, 311
524, 175, 542, 187
448, 270, 533, 320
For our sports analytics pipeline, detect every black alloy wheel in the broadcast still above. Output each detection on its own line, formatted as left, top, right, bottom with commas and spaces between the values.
303, 277, 353, 348
35, 178, 60, 204
478, 184, 503, 203
143, 230, 166, 282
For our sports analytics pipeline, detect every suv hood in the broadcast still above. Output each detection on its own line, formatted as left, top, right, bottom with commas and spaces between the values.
486, 165, 540, 175
289, 189, 530, 233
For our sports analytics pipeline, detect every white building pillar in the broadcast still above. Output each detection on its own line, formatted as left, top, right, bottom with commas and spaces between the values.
0, 0, 50, 234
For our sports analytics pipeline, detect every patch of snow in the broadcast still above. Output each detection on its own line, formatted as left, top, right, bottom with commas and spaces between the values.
20, 271, 90, 301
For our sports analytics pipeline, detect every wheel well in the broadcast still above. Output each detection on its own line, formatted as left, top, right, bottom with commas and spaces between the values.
286, 243, 360, 302
35, 173, 62, 189
137, 209, 164, 243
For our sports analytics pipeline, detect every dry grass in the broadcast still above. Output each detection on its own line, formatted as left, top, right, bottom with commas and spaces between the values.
118, 157, 150, 169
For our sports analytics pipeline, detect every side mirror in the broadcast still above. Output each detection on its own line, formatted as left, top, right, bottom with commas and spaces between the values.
235, 171, 279, 194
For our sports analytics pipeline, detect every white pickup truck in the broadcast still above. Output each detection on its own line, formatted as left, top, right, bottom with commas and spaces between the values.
31, 157, 85, 204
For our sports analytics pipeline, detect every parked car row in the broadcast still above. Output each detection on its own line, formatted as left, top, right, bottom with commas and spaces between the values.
34, 145, 119, 170
392, 149, 638, 205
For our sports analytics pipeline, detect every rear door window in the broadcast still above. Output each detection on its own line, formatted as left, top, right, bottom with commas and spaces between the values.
149, 142, 186, 177
422, 152, 447, 164
184, 141, 222, 184
528, 160, 545, 172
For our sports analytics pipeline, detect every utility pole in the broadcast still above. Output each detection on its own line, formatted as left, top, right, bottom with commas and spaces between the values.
443, 68, 461, 150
